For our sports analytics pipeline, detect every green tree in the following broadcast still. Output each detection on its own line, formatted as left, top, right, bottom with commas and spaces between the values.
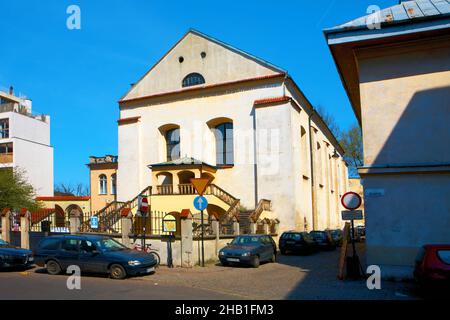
0, 168, 41, 212
315, 106, 363, 177
339, 123, 364, 177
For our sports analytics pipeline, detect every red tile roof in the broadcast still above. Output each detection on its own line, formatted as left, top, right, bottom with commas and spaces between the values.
117, 116, 141, 125
180, 209, 192, 219
121, 208, 132, 217
119, 73, 286, 105
31, 208, 58, 224
254, 96, 292, 106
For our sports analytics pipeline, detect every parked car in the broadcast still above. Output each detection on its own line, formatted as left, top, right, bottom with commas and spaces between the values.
414, 244, 450, 289
355, 225, 366, 242
279, 231, 318, 255
329, 229, 344, 247
34, 235, 157, 279
219, 234, 276, 268
309, 231, 336, 250
0, 239, 34, 270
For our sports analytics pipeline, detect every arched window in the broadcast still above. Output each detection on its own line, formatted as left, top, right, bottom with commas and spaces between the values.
99, 174, 107, 195
166, 128, 180, 161
214, 122, 234, 165
111, 173, 117, 195
182, 73, 205, 88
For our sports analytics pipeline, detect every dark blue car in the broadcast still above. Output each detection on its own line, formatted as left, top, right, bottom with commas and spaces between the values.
0, 239, 34, 269
219, 234, 277, 268
34, 235, 157, 279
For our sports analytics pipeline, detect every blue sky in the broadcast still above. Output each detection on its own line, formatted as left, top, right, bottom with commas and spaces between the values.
0, 0, 395, 188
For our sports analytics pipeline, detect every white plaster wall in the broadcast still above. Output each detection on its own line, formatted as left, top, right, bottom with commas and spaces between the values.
120, 83, 284, 209
255, 102, 297, 233
9, 112, 50, 145
364, 174, 450, 279
13, 137, 53, 196
117, 122, 141, 202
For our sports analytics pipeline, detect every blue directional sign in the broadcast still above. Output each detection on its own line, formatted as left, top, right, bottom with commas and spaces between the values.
90, 216, 99, 229
193, 196, 208, 211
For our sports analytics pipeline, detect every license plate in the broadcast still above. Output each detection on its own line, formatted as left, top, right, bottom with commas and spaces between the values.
146, 267, 155, 273
28, 256, 34, 262
227, 258, 240, 262
286, 241, 295, 244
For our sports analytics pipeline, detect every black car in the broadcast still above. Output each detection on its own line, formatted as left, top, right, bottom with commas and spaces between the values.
279, 231, 318, 255
34, 235, 157, 279
329, 229, 344, 247
0, 239, 34, 269
309, 231, 336, 250
219, 235, 277, 268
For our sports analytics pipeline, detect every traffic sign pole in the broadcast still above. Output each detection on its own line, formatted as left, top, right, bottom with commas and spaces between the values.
340, 192, 363, 279
201, 209, 205, 267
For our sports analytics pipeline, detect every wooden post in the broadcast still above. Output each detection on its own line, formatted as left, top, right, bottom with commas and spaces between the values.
338, 222, 351, 280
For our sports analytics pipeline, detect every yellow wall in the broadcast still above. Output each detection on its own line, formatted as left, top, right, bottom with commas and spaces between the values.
89, 164, 117, 212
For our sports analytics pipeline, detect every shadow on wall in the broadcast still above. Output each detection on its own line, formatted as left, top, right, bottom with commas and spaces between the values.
371, 86, 450, 167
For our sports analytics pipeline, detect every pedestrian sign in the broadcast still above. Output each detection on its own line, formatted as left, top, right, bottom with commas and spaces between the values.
90, 216, 99, 229
193, 196, 208, 211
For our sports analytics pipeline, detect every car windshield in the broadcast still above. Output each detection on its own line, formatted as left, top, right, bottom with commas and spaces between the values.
311, 232, 326, 239
231, 236, 261, 245
95, 238, 127, 252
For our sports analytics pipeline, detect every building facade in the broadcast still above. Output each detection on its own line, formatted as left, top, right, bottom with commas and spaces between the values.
325, 0, 450, 278
87, 155, 118, 212
116, 30, 349, 233
0, 87, 53, 197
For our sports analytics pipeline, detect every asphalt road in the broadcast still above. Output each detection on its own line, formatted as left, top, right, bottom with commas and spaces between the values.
0, 243, 421, 300
0, 268, 240, 300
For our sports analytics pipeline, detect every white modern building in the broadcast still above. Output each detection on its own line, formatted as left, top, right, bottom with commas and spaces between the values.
0, 87, 53, 197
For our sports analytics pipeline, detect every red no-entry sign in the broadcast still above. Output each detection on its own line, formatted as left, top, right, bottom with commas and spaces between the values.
139, 196, 149, 213
341, 192, 362, 211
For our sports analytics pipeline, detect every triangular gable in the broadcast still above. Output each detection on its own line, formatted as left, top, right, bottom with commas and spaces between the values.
120, 29, 286, 101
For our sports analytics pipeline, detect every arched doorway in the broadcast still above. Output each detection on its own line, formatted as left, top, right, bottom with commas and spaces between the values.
66, 204, 84, 224
178, 170, 195, 194
156, 172, 173, 194
55, 205, 65, 228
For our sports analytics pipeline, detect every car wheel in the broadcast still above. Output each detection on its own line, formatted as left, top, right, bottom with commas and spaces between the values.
270, 253, 276, 263
150, 252, 160, 268
251, 256, 260, 268
109, 264, 127, 280
46, 260, 61, 275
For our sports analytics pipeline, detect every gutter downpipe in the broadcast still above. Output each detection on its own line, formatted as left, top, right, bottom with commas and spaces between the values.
309, 112, 317, 232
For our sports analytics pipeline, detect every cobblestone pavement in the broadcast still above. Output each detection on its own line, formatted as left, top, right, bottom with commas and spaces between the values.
134, 243, 420, 300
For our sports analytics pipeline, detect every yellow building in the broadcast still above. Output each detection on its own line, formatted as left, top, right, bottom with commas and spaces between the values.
348, 178, 365, 226
87, 155, 118, 212
325, 0, 450, 278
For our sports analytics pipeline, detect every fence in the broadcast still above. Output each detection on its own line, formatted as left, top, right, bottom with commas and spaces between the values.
79, 210, 123, 235
30, 209, 70, 233
132, 211, 172, 236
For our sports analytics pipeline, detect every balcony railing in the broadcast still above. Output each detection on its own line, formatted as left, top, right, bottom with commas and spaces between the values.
0, 102, 48, 123
0, 153, 13, 164
178, 183, 195, 194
